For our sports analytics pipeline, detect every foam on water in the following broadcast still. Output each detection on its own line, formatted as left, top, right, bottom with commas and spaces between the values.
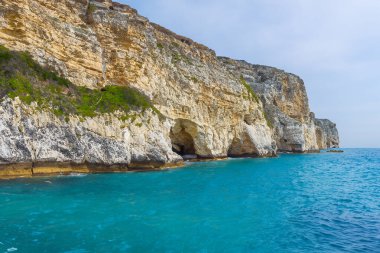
0, 149, 379, 252
67, 173, 88, 178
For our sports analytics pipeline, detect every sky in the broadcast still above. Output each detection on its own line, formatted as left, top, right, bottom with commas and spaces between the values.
123, 0, 380, 148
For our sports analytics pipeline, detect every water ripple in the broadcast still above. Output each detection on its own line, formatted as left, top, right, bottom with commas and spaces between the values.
0, 149, 379, 252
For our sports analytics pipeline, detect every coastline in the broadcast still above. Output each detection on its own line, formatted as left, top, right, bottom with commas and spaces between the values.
0, 152, 285, 180
0, 161, 185, 180
0, 155, 273, 180
0, 149, 348, 180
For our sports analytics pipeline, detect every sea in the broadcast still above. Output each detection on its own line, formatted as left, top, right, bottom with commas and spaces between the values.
0, 149, 379, 252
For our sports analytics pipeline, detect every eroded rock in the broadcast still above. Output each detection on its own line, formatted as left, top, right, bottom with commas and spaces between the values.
0, 0, 338, 177
219, 58, 338, 152
315, 119, 340, 149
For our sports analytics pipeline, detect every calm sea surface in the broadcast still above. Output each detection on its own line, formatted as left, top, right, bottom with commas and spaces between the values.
0, 149, 379, 253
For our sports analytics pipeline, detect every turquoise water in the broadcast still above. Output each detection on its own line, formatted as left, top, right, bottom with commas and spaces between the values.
0, 149, 379, 253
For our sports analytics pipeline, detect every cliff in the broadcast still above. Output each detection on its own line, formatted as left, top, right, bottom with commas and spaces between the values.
0, 0, 338, 178
219, 58, 339, 152
314, 119, 340, 149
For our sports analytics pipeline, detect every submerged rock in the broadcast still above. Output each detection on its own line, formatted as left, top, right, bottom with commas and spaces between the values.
327, 150, 344, 153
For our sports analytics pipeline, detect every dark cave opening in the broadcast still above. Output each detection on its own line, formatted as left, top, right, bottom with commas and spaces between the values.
170, 129, 196, 156
170, 120, 197, 159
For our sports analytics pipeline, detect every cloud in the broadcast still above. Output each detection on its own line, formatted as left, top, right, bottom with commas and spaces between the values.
125, 0, 380, 147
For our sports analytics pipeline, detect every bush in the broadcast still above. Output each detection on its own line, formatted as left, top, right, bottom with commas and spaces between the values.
263, 111, 273, 128
87, 3, 97, 14
0, 45, 12, 62
240, 75, 259, 103
86, 4, 97, 24
0, 44, 160, 119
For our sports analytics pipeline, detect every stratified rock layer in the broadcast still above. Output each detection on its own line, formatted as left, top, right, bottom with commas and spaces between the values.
0, 0, 278, 177
0, 97, 183, 177
0, 0, 338, 177
219, 58, 339, 152
314, 119, 340, 149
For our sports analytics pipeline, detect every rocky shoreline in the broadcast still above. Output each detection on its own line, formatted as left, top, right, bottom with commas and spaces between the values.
0, 161, 185, 180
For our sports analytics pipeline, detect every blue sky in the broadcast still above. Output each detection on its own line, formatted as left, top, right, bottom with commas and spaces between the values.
123, 0, 380, 148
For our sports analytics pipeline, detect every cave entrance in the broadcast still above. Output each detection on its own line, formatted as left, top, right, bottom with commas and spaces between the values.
290, 144, 303, 153
228, 136, 259, 158
170, 119, 197, 159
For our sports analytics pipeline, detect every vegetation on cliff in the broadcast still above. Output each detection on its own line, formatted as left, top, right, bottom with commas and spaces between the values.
0, 45, 159, 118
240, 76, 259, 103
86, 3, 97, 24
263, 111, 274, 129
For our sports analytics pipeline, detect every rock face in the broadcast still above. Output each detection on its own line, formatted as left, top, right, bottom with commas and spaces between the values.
314, 119, 340, 149
0, 0, 277, 177
219, 58, 339, 152
0, 97, 183, 177
0, 0, 338, 177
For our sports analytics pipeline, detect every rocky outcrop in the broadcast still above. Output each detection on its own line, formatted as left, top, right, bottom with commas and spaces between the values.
0, 97, 183, 178
0, 0, 338, 178
219, 58, 339, 152
314, 119, 340, 149
0, 0, 279, 177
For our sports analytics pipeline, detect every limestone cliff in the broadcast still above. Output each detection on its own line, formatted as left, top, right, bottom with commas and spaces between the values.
219, 58, 339, 152
314, 119, 340, 149
0, 0, 277, 177
0, 0, 338, 178
0, 97, 184, 178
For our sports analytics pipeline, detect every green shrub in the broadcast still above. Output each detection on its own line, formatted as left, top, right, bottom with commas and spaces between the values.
87, 3, 97, 14
171, 42, 180, 48
172, 52, 181, 64
190, 76, 199, 83
171, 52, 193, 65
240, 75, 259, 103
86, 4, 97, 24
263, 111, 273, 128
8, 75, 35, 104
0, 44, 160, 119
0, 45, 12, 62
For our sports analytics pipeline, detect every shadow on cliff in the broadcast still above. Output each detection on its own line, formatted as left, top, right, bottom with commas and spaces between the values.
170, 119, 198, 160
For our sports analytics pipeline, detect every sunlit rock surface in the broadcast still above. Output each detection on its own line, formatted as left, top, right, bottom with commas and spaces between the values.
219, 58, 339, 152
0, 0, 338, 177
